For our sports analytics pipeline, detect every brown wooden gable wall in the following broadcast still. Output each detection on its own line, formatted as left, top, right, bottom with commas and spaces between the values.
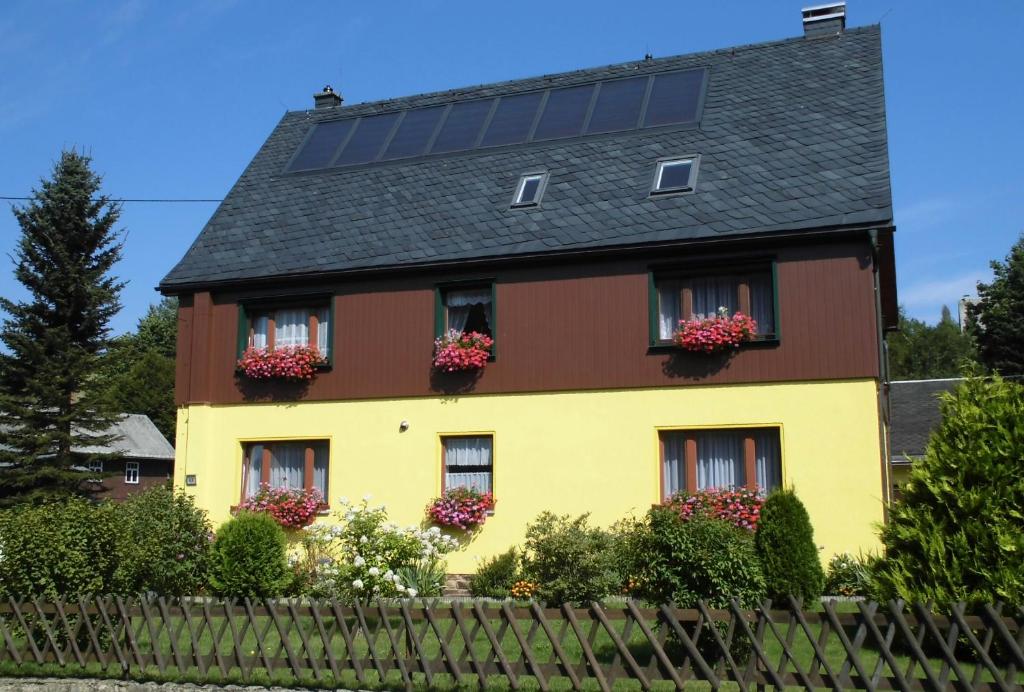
174, 238, 880, 405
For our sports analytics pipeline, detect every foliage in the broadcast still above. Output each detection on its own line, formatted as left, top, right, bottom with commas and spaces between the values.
112, 486, 212, 596
970, 234, 1024, 377
673, 309, 757, 353
432, 330, 494, 371
630, 508, 766, 609
520, 512, 620, 605
824, 552, 876, 597
208, 512, 289, 598
426, 486, 495, 530
396, 560, 447, 598
887, 305, 978, 380
238, 484, 324, 529
874, 374, 1024, 608
469, 548, 521, 598
0, 151, 125, 506
237, 345, 326, 381
0, 497, 121, 599
289, 497, 457, 601
662, 487, 764, 531
754, 489, 824, 602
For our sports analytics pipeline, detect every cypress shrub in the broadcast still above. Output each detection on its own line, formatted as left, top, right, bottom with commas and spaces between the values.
208, 512, 289, 598
754, 489, 824, 603
874, 374, 1024, 608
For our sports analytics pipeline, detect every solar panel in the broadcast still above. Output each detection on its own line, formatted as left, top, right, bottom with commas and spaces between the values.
586, 76, 648, 134
287, 119, 354, 171
431, 99, 494, 153
532, 84, 593, 141
480, 92, 544, 147
381, 106, 445, 160
644, 70, 705, 127
288, 68, 706, 171
335, 112, 400, 165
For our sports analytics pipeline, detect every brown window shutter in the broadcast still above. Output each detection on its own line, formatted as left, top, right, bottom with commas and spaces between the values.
304, 445, 315, 492
261, 446, 272, 486
738, 280, 751, 315
743, 434, 757, 490
684, 433, 698, 492
309, 311, 319, 350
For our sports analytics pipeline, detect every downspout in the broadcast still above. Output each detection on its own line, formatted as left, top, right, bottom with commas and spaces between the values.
869, 229, 892, 517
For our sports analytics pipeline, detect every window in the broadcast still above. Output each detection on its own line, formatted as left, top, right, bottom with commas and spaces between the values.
651, 157, 698, 195
512, 173, 547, 207
241, 440, 329, 500
442, 436, 493, 493
439, 285, 494, 338
243, 304, 330, 356
660, 428, 781, 498
125, 461, 140, 485
88, 460, 103, 474
654, 267, 777, 342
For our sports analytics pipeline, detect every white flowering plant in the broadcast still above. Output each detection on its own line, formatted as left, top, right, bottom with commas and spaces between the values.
291, 496, 458, 601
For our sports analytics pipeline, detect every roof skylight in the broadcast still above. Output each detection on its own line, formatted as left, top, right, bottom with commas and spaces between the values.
287, 67, 707, 172
651, 157, 698, 195
512, 173, 547, 208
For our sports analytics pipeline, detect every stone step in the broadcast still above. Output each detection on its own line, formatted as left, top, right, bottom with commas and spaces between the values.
444, 573, 472, 597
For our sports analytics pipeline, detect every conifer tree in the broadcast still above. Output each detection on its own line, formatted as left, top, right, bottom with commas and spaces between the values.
970, 234, 1024, 376
754, 488, 825, 602
0, 151, 125, 506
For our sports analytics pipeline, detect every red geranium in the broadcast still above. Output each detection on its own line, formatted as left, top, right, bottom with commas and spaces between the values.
237, 345, 326, 381
432, 330, 494, 372
673, 310, 757, 354
662, 487, 764, 532
239, 484, 324, 529
426, 487, 495, 530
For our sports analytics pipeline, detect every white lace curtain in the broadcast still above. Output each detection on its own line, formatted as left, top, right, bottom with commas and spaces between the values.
446, 289, 491, 333
696, 431, 745, 490
444, 436, 493, 492
657, 274, 774, 339
662, 434, 685, 498
249, 307, 330, 355
243, 442, 329, 498
661, 429, 782, 495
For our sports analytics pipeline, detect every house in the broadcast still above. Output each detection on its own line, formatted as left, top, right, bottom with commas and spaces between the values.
888, 378, 962, 492
77, 414, 176, 500
160, 3, 898, 573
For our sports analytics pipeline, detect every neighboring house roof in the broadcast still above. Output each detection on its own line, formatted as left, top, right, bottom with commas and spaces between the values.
160, 24, 892, 291
1, 414, 175, 462
889, 378, 963, 464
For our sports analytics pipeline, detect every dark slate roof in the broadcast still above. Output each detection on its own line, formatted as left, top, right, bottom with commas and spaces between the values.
1, 414, 175, 461
889, 379, 963, 463
161, 25, 892, 290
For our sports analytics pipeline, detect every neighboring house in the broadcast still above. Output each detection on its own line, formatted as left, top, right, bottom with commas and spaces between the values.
888, 378, 963, 492
160, 4, 898, 573
76, 414, 176, 500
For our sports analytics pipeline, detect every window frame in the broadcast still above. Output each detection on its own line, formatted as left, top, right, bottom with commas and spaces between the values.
433, 280, 497, 359
88, 460, 104, 474
124, 461, 140, 485
650, 155, 700, 196
510, 171, 549, 208
647, 260, 780, 347
439, 432, 496, 501
236, 296, 335, 367
657, 425, 783, 499
238, 438, 331, 505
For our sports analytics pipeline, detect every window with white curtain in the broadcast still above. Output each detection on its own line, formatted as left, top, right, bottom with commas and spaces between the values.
661, 428, 781, 498
443, 435, 493, 493
242, 441, 329, 500
655, 269, 776, 341
125, 461, 140, 485
443, 287, 493, 337
248, 305, 330, 356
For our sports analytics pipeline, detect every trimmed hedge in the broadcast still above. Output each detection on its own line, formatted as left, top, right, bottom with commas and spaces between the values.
208, 511, 289, 598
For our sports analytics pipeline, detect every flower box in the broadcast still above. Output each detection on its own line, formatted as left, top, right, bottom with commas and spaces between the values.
662, 487, 764, 531
426, 487, 495, 530
237, 345, 327, 381
672, 310, 757, 354
432, 330, 494, 372
237, 484, 325, 529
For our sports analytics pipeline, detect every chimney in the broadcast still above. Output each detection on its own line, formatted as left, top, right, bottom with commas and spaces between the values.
802, 2, 846, 37
313, 85, 342, 110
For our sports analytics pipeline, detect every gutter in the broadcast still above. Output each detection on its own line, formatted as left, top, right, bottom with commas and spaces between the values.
869, 228, 893, 515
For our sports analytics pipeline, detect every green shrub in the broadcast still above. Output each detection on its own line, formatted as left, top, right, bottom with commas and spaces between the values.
396, 560, 447, 598
824, 552, 876, 597
208, 512, 289, 598
754, 489, 824, 603
521, 512, 619, 605
632, 508, 766, 609
0, 497, 120, 599
112, 486, 212, 595
874, 375, 1024, 608
469, 548, 520, 598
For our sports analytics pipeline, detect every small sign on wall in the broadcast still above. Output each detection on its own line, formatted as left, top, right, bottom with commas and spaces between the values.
185, 474, 197, 486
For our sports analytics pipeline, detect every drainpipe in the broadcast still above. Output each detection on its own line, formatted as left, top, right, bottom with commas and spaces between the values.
869, 229, 892, 516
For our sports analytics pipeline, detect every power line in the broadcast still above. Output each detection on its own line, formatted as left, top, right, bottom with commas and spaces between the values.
0, 196, 222, 203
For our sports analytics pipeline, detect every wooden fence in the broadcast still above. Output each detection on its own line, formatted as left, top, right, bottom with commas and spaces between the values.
0, 596, 1022, 690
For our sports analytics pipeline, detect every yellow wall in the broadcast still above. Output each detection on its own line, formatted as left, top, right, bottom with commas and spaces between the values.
174, 379, 885, 573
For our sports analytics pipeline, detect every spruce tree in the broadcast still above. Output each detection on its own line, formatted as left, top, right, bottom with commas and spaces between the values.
0, 151, 125, 506
970, 234, 1024, 377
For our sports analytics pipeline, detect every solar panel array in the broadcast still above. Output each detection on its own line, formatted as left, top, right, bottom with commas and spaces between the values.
287, 68, 707, 172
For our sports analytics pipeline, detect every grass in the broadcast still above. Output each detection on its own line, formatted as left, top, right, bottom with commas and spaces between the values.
0, 599, 1019, 690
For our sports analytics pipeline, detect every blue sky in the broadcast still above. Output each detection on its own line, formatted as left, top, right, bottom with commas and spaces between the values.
1, 0, 1021, 334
